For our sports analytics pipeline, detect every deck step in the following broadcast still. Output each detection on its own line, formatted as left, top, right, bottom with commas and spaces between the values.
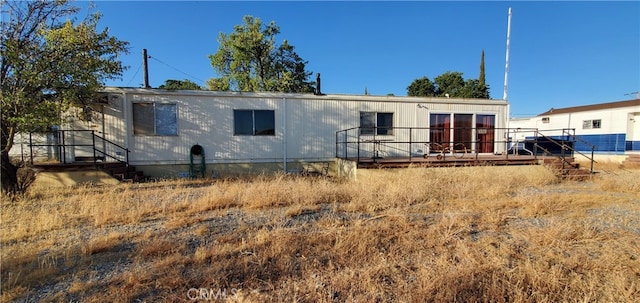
622, 154, 640, 167
541, 157, 594, 180
558, 168, 595, 181
101, 163, 145, 182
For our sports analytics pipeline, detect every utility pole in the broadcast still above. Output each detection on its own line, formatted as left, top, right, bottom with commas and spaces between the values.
143, 49, 150, 88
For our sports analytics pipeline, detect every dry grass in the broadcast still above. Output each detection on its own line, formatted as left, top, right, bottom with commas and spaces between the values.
1, 165, 639, 302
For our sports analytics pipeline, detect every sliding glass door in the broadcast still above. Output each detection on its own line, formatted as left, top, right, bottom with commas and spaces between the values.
430, 114, 450, 151
454, 114, 473, 150
476, 114, 495, 153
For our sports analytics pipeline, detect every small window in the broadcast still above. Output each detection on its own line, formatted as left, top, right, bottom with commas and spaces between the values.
582, 119, 601, 129
133, 103, 178, 136
360, 112, 393, 135
541, 117, 550, 123
234, 110, 275, 136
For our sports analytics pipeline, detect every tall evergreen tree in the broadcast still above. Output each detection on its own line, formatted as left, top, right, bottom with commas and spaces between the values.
479, 50, 486, 88
477, 50, 490, 99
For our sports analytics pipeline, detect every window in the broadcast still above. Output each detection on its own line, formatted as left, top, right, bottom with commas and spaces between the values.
360, 112, 393, 135
234, 110, 275, 136
582, 119, 601, 129
133, 103, 178, 136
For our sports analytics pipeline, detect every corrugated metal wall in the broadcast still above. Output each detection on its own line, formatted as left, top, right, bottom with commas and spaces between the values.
104, 89, 507, 165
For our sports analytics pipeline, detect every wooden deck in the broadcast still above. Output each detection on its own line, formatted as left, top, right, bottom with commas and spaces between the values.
349, 154, 571, 169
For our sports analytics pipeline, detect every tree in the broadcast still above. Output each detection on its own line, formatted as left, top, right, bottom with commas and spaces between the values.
1, 0, 129, 194
158, 79, 203, 90
206, 77, 231, 91
461, 79, 487, 99
477, 50, 490, 99
434, 71, 466, 97
479, 50, 486, 89
208, 15, 314, 93
407, 76, 436, 97
407, 70, 490, 99
271, 40, 314, 93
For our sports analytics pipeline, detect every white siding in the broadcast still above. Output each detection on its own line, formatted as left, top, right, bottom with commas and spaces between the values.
508, 102, 640, 153
511, 106, 640, 135
100, 88, 508, 165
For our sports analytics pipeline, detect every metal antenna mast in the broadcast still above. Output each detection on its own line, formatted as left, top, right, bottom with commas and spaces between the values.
503, 7, 512, 101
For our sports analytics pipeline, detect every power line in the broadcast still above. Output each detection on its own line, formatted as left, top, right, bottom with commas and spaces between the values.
624, 91, 639, 98
126, 62, 143, 87
148, 55, 207, 86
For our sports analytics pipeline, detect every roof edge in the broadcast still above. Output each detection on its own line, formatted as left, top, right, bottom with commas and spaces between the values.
101, 86, 506, 105
538, 99, 640, 116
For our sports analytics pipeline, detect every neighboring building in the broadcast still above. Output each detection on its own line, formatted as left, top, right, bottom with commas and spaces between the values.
509, 99, 640, 156
13, 87, 509, 178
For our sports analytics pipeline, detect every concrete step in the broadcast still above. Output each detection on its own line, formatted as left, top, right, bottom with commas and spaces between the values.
97, 163, 146, 183
113, 170, 145, 182
622, 154, 640, 167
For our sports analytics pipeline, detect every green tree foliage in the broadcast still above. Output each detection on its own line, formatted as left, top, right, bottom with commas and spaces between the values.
407, 77, 436, 97
477, 50, 490, 99
407, 71, 490, 99
1, 0, 129, 193
208, 15, 314, 93
434, 72, 466, 97
479, 50, 486, 89
206, 77, 231, 91
158, 79, 203, 90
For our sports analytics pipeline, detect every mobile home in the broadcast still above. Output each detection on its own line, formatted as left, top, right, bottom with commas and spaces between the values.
16, 87, 509, 178
509, 98, 640, 161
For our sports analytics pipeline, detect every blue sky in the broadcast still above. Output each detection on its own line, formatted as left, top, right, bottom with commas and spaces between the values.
85, 1, 639, 117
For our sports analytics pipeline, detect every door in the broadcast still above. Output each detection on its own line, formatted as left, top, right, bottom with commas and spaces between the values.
454, 114, 473, 150
628, 113, 640, 151
476, 115, 495, 153
430, 114, 450, 152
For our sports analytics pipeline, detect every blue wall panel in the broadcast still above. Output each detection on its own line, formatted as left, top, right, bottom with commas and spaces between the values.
627, 141, 640, 151
575, 134, 626, 152
526, 133, 627, 153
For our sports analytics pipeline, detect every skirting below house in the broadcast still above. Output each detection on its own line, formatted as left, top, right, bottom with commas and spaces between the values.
136, 160, 337, 179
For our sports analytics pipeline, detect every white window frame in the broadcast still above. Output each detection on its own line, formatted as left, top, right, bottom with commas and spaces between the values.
582, 119, 601, 129
234, 109, 275, 136
360, 112, 394, 135
132, 102, 178, 136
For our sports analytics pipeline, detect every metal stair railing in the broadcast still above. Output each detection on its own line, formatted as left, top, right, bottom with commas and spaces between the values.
92, 132, 130, 167
561, 129, 597, 173
533, 142, 575, 168
535, 129, 596, 173
534, 130, 575, 170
